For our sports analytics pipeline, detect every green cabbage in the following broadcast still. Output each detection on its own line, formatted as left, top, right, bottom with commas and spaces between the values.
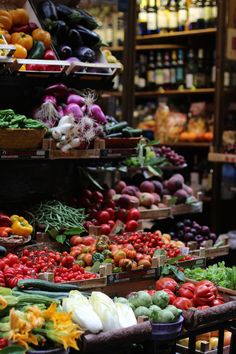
152, 291, 169, 309
134, 306, 151, 318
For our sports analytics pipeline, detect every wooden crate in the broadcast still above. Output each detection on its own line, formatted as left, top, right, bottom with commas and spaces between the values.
62, 276, 107, 290
176, 343, 230, 354
188, 236, 229, 259
171, 201, 203, 216
48, 149, 100, 159
0, 128, 46, 150
177, 256, 206, 269
138, 206, 171, 220
94, 138, 142, 149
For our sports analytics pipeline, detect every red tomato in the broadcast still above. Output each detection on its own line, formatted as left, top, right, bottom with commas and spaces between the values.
70, 235, 83, 246
92, 191, 103, 202
100, 224, 111, 235
127, 208, 141, 221
106, 208, 115, 220
6, 254, 19, 266
97, 211, 110, 224
173, 297, 193, 310
125, 220, 138, 232
83, 236, 96, 246
155, 277, 178, 292
108, 220, 115, 229
0, 338, 8, 348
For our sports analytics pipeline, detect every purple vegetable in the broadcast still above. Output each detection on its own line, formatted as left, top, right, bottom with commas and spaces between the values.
201, 226, 210, 235
66, 57, 79, 63
195, 235, 204, 243
67, 94, 85, 107
209, 233, 217, 241
45, 83, 69, 99
64, 103, 83, 120
89, 104, 107, 124
42, 95, 57, 106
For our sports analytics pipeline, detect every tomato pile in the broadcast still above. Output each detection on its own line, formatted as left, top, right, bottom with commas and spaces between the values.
113, 231, 192, 259
154, 277, 225, 311
0, 248, 96, 288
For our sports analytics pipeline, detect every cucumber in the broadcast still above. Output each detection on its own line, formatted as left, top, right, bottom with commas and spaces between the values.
106, 122, 128, 135
17, 279, 80, 292
122, 128, 143, 137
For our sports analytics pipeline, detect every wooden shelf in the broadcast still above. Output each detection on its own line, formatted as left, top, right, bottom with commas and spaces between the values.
163, 142, 212, 148
135, 88, 215, 97
137, 28, 217, 41
208, 152, 236, 163
102, 88, 215, 99
107, 44, 185, 52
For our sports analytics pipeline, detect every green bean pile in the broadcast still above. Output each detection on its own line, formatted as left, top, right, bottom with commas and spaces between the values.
31, 200, 86, 232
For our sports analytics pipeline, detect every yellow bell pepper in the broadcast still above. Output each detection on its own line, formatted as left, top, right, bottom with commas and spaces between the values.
10, 215, 33, 237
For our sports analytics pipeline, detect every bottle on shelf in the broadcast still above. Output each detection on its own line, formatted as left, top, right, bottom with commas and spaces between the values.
210, 50, 216, 87
176, 49, 185, 87
170, 50, 177, 88
188, 0, 203, 30
163, 51, 171, 89
138, 0, 148, 36
204, 0, 213, 29
197, 0, 205, 29
157, 0, 169, 33
185, 49, 195, 89
138, 54, 147, 91
178, 0, 188, 31
155, 52, 164, 89
147, 0, 158, 34
147, 51, 157, 89
168, 0, 178, 32
211, 0, 218, 28
195, 48, 206, 88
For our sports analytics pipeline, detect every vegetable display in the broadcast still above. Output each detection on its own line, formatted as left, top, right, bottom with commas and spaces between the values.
0, 213, 33, 239
0, 247, 97, 288
169, 219, 217, 246
29, 200, 86, 232
154, 277, 225, 310
0, 288, 82, 351
0, 109, 46, 129
125, 290, 182, 324
185, 262, 236, 290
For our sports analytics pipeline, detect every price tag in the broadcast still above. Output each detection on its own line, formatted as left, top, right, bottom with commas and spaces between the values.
180, 247, 190, 255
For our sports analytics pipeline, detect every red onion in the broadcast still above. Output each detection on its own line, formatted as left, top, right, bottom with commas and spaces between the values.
67, 94, 85, 107
43, 95, 57, 106
90, 104, 107, 124
64, 103, 83, 121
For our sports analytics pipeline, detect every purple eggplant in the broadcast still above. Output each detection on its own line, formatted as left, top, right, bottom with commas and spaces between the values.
73, 47, 96, 63
58, 45, 72, 60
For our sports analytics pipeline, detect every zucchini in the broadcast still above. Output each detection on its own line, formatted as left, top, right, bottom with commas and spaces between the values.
17, 294, 59, 306
17, 279, 80, 292
13, 289, 71, 299
106, 122, 128, 135
122, 128, 143, 137
106, 133, 123, 138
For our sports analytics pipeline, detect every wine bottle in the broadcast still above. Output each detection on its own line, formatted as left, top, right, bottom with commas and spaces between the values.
138, 0, 148, 36
197, 0, 205, 29
147, 51, 157, 89
176, 49, 185, 86
170, 50, 177, 88
163, 51, 171, 89
185, 49, 195, 89
178, 0, 188, 31
189, 0, 199, 30
195, 48, 206, 88
168, 0, 178, 32
211, 0, 217, 28
204, 0, 212, 28
147, 0, 158, 34
155, 52, 164, 88
138, 54, 147, 91
158, 0, 168, 33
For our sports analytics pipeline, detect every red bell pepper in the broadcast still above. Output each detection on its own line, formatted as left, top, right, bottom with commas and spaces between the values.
178, 282, 196, 299
193, 281, 218, 307
173, 297, 193, 310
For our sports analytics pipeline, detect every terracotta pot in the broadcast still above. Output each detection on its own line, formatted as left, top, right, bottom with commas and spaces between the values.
27, 348, 70, 354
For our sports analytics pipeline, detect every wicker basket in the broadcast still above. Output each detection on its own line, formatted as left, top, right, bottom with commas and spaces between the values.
0, 128, 46, 150
0, 235, 31, 250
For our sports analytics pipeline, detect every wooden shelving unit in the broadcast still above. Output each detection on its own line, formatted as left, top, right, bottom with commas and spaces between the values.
107, 44, 185, 52
209, 152, 236, 164
102, 88, 215, 98
163, 142, 212, 148
136, 28, 217, 41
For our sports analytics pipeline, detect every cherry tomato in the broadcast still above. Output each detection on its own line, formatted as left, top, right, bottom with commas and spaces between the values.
100, 224, 111, 235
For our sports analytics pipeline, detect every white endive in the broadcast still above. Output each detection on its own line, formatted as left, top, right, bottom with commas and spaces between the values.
115, 303, 137, 328
89, 291, 121, 332
62, 291, 103, 333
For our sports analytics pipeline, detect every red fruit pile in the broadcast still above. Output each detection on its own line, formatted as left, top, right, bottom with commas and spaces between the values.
0, 248, 96, 288
154, 277, 225, 310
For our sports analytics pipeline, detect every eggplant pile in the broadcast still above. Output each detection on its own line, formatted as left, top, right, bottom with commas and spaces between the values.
38, 1, 102, 63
